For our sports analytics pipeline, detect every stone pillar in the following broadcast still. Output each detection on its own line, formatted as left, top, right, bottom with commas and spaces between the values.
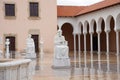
78, 34, 81, 68
116, 31, 119, 55
106, 32, 110, 53
106, 31, 110, 72
90, 33, 95, 78
84, 33, 87, 68
97, 32, 102, 74
116, 31, 120, 73
83, 33, 88, 75
97, 32, 101, 53
73, 34, 77, 67
90, 33, 93, 68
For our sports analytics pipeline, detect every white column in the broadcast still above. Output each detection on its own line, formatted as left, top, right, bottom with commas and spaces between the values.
98, 33, 101, 53
106, 32, 110, 72
116, 31, 119, 54
116, 31, 119, 73
84, 33, 87, 68
106, 32, 109, 53
78, 34, 81, 68
74, 34, 77, 67
83, 33, 89, 76
90, 33, 93, 68
90, 33, 93, 53
97, 32, 101, 70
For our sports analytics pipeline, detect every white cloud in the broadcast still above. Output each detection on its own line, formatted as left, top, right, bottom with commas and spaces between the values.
57, 0, 104, 6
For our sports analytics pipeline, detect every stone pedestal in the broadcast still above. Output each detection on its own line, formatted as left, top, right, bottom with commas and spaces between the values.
52, 45, 70, 68
53, 58, 70, 68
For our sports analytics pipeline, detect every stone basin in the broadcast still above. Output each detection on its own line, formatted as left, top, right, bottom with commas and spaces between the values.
0, 59, 31, 80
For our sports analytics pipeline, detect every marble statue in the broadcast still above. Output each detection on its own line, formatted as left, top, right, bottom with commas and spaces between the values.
26, 34, 36, 58
0, 37, 3, 58
0, 50, 3, 58
53, 29, 70, 68
5, 39, 10, 59
40, 38, 44, 59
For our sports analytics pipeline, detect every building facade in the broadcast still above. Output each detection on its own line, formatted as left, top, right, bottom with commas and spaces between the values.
0, 0, 57, 54
57, 0, 120, 54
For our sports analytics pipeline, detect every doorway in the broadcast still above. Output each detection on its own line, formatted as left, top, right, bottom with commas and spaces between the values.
31, 34, 39, 57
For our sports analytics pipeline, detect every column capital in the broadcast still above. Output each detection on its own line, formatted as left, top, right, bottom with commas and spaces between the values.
89, 32, 94, 35
105, 31, 110, 33
97, 31, 101, 34
105, 30, 110, 33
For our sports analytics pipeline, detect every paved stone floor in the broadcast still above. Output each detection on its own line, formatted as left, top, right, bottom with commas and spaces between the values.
32, 52, 120, 80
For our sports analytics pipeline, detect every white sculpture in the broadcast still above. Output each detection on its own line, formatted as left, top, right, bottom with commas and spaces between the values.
53, 29, 70, 68
40, 38, 44, 59
5, 39, 10, 59
26, 34, 36, 58
0, 37, 3, 58
0, 50, 3, 58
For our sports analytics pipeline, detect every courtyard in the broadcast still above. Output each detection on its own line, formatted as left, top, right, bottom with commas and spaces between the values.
32, 52, 120, 80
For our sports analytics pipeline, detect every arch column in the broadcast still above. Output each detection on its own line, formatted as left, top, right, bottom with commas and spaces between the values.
116, 31, 119, 73
106, 31, 110, 72
90, 33, 93, 68
97, 32, 101, 70
78, 33, 81, 68
73, 33, 77, 67
83, 33, 87, 68
106, 32, 110, 53
90, 33, 93, 53
97, 32, 101, 53
83, 33, 89, 75
116, 31, 119, 55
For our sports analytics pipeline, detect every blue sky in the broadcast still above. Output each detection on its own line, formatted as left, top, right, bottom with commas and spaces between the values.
57, 0, 104, 6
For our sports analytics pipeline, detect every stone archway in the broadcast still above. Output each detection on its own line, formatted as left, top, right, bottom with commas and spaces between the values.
79, 23, 84, 51
93, 21, 98, 51
61, 23, 74, 51
100, 19, 106, 52
109, 16, 116, 52
86, 22, 90, 51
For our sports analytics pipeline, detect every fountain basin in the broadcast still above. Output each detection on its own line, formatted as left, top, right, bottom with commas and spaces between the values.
0, 59, 31, 80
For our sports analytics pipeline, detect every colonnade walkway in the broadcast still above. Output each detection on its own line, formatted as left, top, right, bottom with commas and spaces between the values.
32, 52, 120, 80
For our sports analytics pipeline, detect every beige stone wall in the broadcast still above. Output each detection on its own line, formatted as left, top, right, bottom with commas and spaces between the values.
0, 0, 57, 53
